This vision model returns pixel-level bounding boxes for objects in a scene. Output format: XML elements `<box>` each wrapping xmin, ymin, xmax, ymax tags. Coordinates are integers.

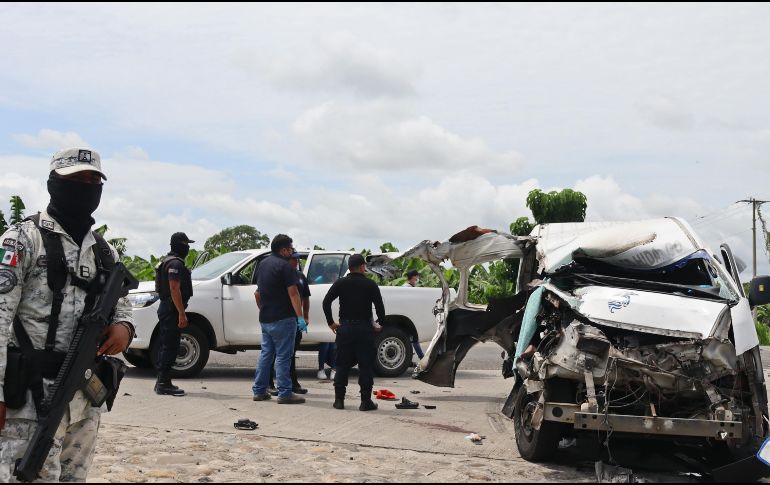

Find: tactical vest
<box><xmin>155</xmin><ymin>255</ymin><xmax>193</xmax><ymax>301</ymax></box>
<box><xmin>6</xmin><ymin>214</ymin><xmax>116</xmax><ymax>410</ymax></box>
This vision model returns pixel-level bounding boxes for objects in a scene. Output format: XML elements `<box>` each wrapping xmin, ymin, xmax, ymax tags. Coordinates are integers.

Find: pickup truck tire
<box><xmin>150</xmin><ymin>325</ymin><xmax>211</xmax><ymax>379</ymax></box>
<box><xmin>373</xmin><ymin>327</ymin><xmax>414</xmax><ymax>377</ymax></box>
<box><xmin>513</xmin><ymin>379</ymin><xmax>572</xmax><ymax>461</ymax></box>
<box><xmin>122</xmin><ymin>350</ymin><xmax>153</xmax><ymax>369</ymax></box>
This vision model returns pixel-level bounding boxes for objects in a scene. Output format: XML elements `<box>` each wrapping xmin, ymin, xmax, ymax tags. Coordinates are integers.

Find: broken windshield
<box><xmin>566</xmin><ymin>250</ymin><xmax>740</xmax><ymax>303</ymax></box>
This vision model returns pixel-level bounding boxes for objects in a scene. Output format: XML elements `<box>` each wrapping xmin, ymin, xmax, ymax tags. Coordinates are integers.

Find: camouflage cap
<box><xmin>50</xmin><ymin>147</ymin><xmax>106</xmax><ymax>180</ymax></box>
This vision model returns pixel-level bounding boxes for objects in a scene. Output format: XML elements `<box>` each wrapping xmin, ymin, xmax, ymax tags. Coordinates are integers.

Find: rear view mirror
<box><xmin>221</xmin><ymin>273</ymin><xmax>233</xmax><ymax>286</ymax></box>
<box><xmin>749</xmin><ymin>275</ymin><xmax>770</xmax><ymax>307</ymax></box>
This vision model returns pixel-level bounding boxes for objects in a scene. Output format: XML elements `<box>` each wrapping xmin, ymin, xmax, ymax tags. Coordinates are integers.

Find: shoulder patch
<box><xmin>37</xmin><ymin>255</ymin><xmax>47</xmax><ymax>267</ymax></box>
<box><xmin>0</xmin><ymin>269</ymin><xmax>18</xmax><ymax>294</ymax></box>
<box><xmin>2</xmin><ymin>238</ymin><xmax>16</xmax><ymax>249</ymax></box>
<box><xmin>41</xmin><ymin>220</ymin><xmax>55</xmax><ymax>231</ymax></box>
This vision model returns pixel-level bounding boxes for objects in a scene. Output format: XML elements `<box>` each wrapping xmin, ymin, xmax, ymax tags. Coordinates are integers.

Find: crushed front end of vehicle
<box><xmin>399</xmin><ymin>220</ymin><xmax>770</xmax><ymax>479</ymax></box>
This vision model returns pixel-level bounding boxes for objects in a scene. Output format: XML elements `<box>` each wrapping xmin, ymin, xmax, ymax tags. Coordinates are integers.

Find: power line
<box><xmin>691</xmin><ymin>204</ymin><xmax>748</xmax><ymax>227</ymax></box>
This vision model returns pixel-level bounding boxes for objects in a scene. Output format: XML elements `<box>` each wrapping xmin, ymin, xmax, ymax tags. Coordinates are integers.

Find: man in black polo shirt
<box><xmin>154</xmin><ymin>232</ymin><xmax>195</xmax><ymax>396</ymax></box>
<box><xmin>252</xmin><ymin>234</ymin><xmax>307</xmax><ymax>405</ymax></box>
<box><xmin>323</xmin><ymin>254</ymin><xmax>385</xmax><ymax>411</ymax></box>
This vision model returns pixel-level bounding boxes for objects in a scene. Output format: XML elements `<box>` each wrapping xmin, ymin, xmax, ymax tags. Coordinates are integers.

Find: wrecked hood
<box><xmin>536</xmin><ymin>218</ymin><xmax>706</xmax><ymax>274</ymax></box>
<box><xmin>571</xmin><ymin>286</ymin><xmax>726</xmax><ymax>340</ymax></box>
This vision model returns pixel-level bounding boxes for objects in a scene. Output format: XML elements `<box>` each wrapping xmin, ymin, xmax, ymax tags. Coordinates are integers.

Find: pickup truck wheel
<box><xmin>122</xmin><ymin>350</ymin><xmax>153</xmax><ymax>369</ymax></box>
<box><xmin>150</xmin><ymin>325</ymin><xmax>211</xmax><ymax>379</ymax></box>
<box><xmin>513</xmin><ymin>379</ymin><xmax>571</xmax><ymax>461</ymax></box>
<box><xmin>374</xmin><ymin>327</ymin><xmax>414</xmax><ymax>377</ymax></box>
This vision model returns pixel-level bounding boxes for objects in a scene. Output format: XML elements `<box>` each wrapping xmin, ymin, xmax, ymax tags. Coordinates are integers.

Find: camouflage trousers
<box><xmin>0</xmin><ymin>411</ymin><xmax>100</xmax><ymax>483</ymax></box>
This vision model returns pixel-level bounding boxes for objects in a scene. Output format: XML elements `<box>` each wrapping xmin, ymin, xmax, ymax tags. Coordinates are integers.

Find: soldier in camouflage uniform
<box><xmin>0</xmin><ymin>147</ymin><xmax>134</xmax><ymax>483</ymax></box>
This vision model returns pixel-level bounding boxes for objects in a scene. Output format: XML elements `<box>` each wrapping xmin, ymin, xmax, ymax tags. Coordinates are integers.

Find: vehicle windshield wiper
<box><xmin>571</xmin><ymin>273</ymin><xmax>734</xmax><ymax>303</ymax></box>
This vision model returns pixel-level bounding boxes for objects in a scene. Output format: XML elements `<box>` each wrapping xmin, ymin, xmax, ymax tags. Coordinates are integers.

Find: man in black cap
<box><xmin>153</xmin><ymin>232</ymin><xmax>195</xmax><ymax>396</ymax></box>
<box><xmin>323</xmin><ymin>254</ymin><xmax>385</xmax><ymax>411</ymax></box>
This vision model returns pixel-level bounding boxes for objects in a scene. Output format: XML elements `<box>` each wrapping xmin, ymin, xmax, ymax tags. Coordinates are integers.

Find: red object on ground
<box><xmin>373</xmin><ymin>389</ymin><xmax>397</xmax><ymax>400</ymax></box>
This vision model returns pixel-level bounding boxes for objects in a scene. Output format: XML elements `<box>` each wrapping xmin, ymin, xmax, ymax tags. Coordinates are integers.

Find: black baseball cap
<box><xmin>348</xmin><ymin>254</ymin><xmax>366</xmax><ymax>269</ymax></box>
<box><xmin>406</xmin><ymin>270</ymin><xmax>419</xmax><ymax>279</ymax></box>
<box><xmin>170</xmin><ymin>232</ymin><xmax>195</xmax><ymax>245</ymax></box>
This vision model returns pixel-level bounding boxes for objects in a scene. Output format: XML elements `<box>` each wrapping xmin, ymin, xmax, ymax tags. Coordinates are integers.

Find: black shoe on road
<box><xmin>333</xmin><ymin>399</ymin><xmax>345</xmax><ymax>410</ymax></box>
<box><xmin>293</xmin><ymin>386</ymin><xmax>308</xmax><ymax>395</ymax></box>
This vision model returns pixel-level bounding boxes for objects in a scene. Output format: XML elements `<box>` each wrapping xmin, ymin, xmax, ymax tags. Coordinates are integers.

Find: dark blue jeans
<box><xmin>156</xmin><ymin>300</ymin><xmax>183</xmax><ymax>373</ymax></box>
<box><xmin>253</xmin><ymin>318</ymin><xmax>297</xmax><ymax>398</ymax></box>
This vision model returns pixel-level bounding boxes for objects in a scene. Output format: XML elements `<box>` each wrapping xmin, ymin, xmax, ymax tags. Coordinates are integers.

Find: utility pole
<box><xmin>739</xmin><ymin>198</ymin><xmax>770</xmax><ymax>278</ymax></box>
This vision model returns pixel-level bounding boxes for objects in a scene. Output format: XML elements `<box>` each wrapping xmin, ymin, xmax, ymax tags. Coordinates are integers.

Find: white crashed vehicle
<box><xmin>388</xmin><ymin>220</ymin><xmax>770</xmax><ymax>473</ymax></box>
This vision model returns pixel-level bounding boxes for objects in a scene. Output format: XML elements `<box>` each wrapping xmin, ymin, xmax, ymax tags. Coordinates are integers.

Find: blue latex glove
<box><xmin>297</xmin><ymin>317</ymin><xmax>308</xmax><ymax>333</ymax></box>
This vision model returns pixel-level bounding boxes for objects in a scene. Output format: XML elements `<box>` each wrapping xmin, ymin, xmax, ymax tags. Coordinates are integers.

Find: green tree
<box><xmin>510</xmin><ymin>216</ymin><xmax>536</xmax><ymax>236</ymax></box>
<box><xmin>204</xmin><ymin>225</ymin><xmax>269</xmax><ymax>253</ymax></box>
<box><xmin>380</xmin><ymin>242</ymin><xmax>399</xmax><ymax>253</ymax></box>
<box><xmin>526</xmin><ymin>188</ymin><xmax>587</xmax><ymax>224</ymax></box>
<box><xmin>9</xmin><ymin>196</ymin><xmax>25</xmax><ymax>225</ymax></box>
<box><xmin>94</xmin><ymin>224</ymin><xmax>128</xmax><ymax>257</ymax></box>
<box><xmin>0</xmin><ymin>196</ymin><xmax>26</xmax><ymax>234</ymax></box>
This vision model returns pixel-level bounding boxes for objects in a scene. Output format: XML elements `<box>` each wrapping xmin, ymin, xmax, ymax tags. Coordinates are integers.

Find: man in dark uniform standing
<box><xmin>323</xmin><ymin>254</ymin><xmax>385</xmax><ymax>412</ymax></box>
<box><xmin>154</xmin><ymin>232</ymin><xmax>195</xmax><ymax>396</ymax></box>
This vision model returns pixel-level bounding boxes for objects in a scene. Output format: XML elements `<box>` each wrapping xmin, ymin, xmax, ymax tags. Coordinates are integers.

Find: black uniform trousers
<box><xmin>156</xmin><ymin>299</ymin><xmax>183</xmax><ymax>373</ymax></box>
<box><xmin>334</xmin><ymin>319</ymin><xmax>376</xmax><ymax>399</ymax></box>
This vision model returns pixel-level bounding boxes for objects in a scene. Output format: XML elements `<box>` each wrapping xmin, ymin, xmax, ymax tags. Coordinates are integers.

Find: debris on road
<box><xmin>465</xmin><ymin>433</ymin><xmax>485</xmax><ymax>445</ymax></box>
<box><xmin>423</xmin><ymin>405</ymin><xmax>436</xmax><ymax>410</ymax></box>
<box><xmin>233</xmin><ymin>419</ymin><xmax>258</xmax><ymax>431</ymax></box>
<box><xmin>374</xmin><ymin>389</ymin><xmax>397</xmax><ymax>401</ymax></box>
<box><xmin>395</xmin><ymin>398</ymin><xmax>420</xmax><ymax>409</ymax></box>
<box><xmin>595</xmin><ymin>462</ymin><xmax>636</xmax><ymax>483</ymax></box>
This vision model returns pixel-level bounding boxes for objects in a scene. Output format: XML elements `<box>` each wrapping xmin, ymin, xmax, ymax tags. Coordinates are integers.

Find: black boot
<box><xmin>360</xmin><ymin>387</ymin><xmax>377</xmax><ymax>412</ymax></box>
<box><xmin>333</xmin><ymin>386</ymin><xmax>345</xmax><ymax>410</ymax></box>
<box><xmin>293</xmin><ymin>382</ymin><xmax>308</xmax><ymax>395</ymax></box>
<box><xmin>155</xmin><ymin>373</ymin><xmax>185</xmax><ymax>396</ymax></box>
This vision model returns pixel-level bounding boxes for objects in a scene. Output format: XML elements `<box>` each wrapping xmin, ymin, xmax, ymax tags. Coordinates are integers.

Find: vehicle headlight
<box><xmin>128</xmin><ymin>292</ymin><xmax>160</xmax><ymax>308</ymax></box>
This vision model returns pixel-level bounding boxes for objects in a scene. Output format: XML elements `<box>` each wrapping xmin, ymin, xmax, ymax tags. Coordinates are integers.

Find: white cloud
<box><xmin>12</xmin><ymin>129</ymin><xmax>90</xmax><ymax>151</ymax></box>
<box><xmin>112</xmin><ymin>146</ymin><xmax>150</xmax><ymax>160</ymax></box>
<box><xmin>637</xmin><ymin>94</ymin><xmax>695</xmax><ymax>132</ymax></box>
<box><xmin>268</xmin><ymin>32</ymin><xmax>417</xmax><ymax>98</ymax></box>
<box><xmin>293</xmin><ymin>101</ymin><xmax>523</xmax><ymax>175</ymax></box>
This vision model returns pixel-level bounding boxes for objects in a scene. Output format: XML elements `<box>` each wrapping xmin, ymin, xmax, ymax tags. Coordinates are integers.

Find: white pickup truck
<box><xmin>123</xmin><ymin>250</ymin><xmax>443</xmax><ymax>378</ymax></box>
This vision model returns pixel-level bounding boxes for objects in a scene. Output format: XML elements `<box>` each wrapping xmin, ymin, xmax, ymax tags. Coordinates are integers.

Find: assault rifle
<box><xmin>14</xmin><ymin>263</ymin><xmax>138</xmax><ymax>482</ymax></box>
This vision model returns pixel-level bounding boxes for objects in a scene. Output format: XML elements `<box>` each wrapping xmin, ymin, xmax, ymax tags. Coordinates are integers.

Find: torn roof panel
<box><xmin>373</xmin><ymin>230</ymin><xmax>532</xmax><ymax>269</ymax></box>
<box><xmin>534</xmin><ymin>218</ymin><xmax>708</xmax><ymax>273</ymax></box>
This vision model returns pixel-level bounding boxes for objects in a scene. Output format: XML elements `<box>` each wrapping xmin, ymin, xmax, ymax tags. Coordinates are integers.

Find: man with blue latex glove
<box><xmin>251</xmin><ymin>235</ymin><xmax>306</xmax><ymax>405</ymax></box>
<box><xmin>269</xmin><ymin>252</ymin><xmax>311</xmax><ymax>396</ymax></box>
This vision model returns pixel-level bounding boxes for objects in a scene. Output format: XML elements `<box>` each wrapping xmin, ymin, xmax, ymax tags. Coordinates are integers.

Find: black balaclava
<box><xmin>171</xmin><ymin>243</ymin><xmax>190</xmax><ymax>259</ymax></box>
<box><xmin>47</xmin><ymin>175</ymin><xmax>103</xmax><ymax>246</ymax></box>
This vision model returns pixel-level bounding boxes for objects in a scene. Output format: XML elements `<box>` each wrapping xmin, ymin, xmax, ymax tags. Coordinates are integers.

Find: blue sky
<box><xmin>0</xmin><ymin>3</ymin><xmax>768</xmax><ymax>276</ymax></box>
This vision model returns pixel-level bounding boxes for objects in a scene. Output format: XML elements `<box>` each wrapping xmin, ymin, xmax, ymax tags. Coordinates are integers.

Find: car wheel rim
<box><xmin>174</xmin><ymin>334</ymin><xmax>200</xmax><ymax>372</ymax></box>
<box><xmin>378</xmin><ymin>337</ymin><xmax>406</xmax><ymax>370</ymax></box>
